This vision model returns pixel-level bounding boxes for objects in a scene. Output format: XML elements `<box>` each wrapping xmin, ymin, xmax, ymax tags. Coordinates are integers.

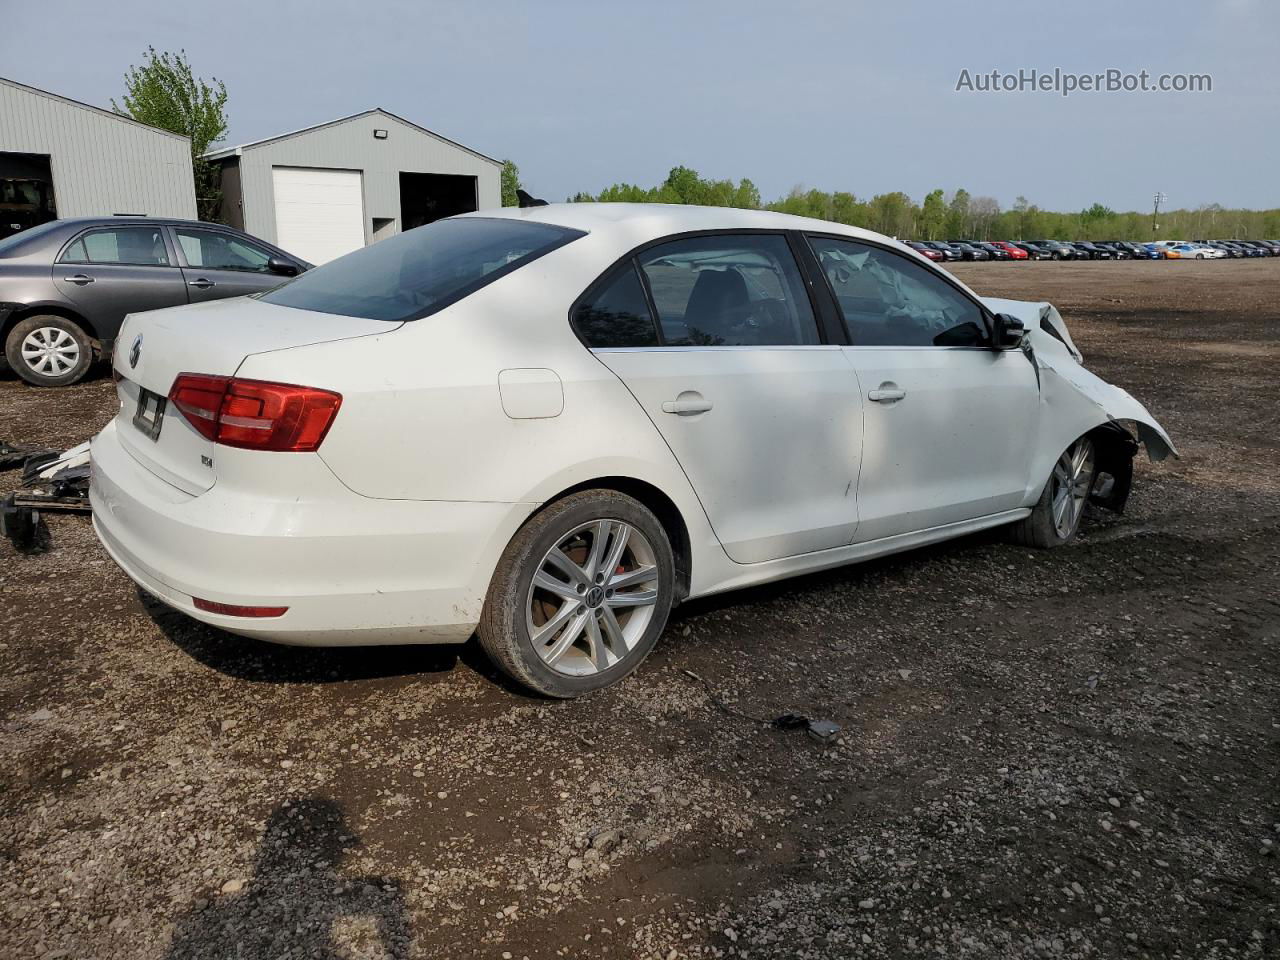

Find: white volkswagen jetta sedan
<box><xmin>91</xmin><ymin>204</ymin><xmax>1175</xmax><ymax>697</ymax></box>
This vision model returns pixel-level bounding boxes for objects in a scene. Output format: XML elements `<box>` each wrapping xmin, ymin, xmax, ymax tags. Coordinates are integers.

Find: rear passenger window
<box><xmin>637</xmin><ymin>234</ymin><xmax>820</xmax><ymax>347</ymax></box>
<box><xmin>807</xmin><ymin>236</ymin><xmax>988</xmax><ymax>348</ymax></box>
<box><xmin>573</xmin><ymin>263</ymin><xmax>660</xmax><ymax>348</ymax></box>
<box><xmin>60</xmin><ymin>227</ymin><xmax>171</xmax><ymax>266</ymax></box>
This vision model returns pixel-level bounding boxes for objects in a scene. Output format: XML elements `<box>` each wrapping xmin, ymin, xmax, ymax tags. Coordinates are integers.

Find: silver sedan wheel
<box><xmin>21</xmin><ymin>326</ymin><xmax>80</xmax><ymax>376</ymax></box>
<box><xmin>1051</xmin><ymin>437</ymin><xmax>1095</xmax><ymax>539</ymax></box>
<box><xmin>526</xmin><ymin>519</ymin><xmax>660</xmax><ymax>677</ymax></box>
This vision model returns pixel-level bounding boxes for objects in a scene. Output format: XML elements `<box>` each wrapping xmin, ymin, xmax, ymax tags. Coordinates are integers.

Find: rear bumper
<box><xmin>90</xmin><ymin>419</ymin><xmax>534</xmax><ymax>646</ymax></box>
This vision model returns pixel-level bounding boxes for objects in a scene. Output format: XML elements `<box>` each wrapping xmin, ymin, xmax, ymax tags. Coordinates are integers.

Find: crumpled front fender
<box><xmin>982</xmin><ymin>297</ymin><xmax>1178</xmax><ymax>464</ymax></box>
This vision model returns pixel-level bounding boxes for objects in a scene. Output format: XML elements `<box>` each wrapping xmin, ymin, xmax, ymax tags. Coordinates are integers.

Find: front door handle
<box><xmin>65</xmin><ymin>274</ymin><xmax>95</xmax><ymax>285</ymax></box>
<box><xmin>187</xmin><ymin>278</ymin><xmax>215</xmax><ymax>289</ymax></box>
<box><xmin>661</xmin><ymin>392</ymin><xmax>713</xmax><ymax>416</ymax></box>
<box><xmin>868</xmin><ymin>385</ymin><xmax>906</xmax><ymax>403</ymax></box>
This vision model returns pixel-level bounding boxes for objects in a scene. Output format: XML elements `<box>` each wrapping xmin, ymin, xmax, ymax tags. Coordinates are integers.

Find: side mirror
<box><xmin>991</xmin><ymin>312</ymin><xmax>1027</xmax><ymax>351</ymax></box>
<box><xmin>267</xmin><ymin>256</ymin><xmax>299</xmax><ymax>277</ymax></box>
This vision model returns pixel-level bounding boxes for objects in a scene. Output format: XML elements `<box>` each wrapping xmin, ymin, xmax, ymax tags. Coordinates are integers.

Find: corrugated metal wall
<box><xmin>0</xmin><ymin>79</ymin><xmax>197</xmax><ymax>219</ymax></box>
<box><xmin>235</xmin><ymin>111</ymin><xmax>501</xmax><ymax>245</ymax></box>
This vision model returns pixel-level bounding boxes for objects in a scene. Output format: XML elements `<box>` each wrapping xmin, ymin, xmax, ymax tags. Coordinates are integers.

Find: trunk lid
<box><xmin>112</xmin><ymin>297</ymin><xmax>396</xmax><ymax>494</ymax></box>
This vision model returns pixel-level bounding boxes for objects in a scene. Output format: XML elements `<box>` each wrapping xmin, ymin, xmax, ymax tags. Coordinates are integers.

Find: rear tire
<box><xmin>1009</xmin><ymin>436</ymin><xmax>1097</xmax><ymax>549</ymax></box>
<box><xmin>4</xmin><ymin>315</ymin><xmax>93</xmax><ymax>387</ymax></box>
<box><xmin>478</xmin><ymin>490</ymin><xmax>675</xmax><ymax>698</ymax></box>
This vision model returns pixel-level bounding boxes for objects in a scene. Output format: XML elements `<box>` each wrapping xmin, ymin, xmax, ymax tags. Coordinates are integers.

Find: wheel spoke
<box><xmin>544</xmin><ymin>547</ymin><xmax>588</xmax><ymax>589</ymax></box>
<box><xmin>1052</xmin><ymin>490</ymin><xmax>1071</xmax><ymax>532</ymax></box>
<box><xmin>599</xmin><ymin>604</ymin><xmax>628</xmax><ymax>656</ymax></box>
<box><xmin>530</xmin><ymin>599</ymin><xmax>578</xmax><ymax>645</ymax></box>
<box><xmin>583</xmin><ymin>520</ymin><xmax>612</xmax><ymax>580</ymax></box>
<box><xmin>543</xmin><ymin>610</ymin><xmax>589</xmax><ymax>664</ymax></box>
<box><xmin>583</xmin><ymin>614</ymin><xmax>611</xmax><ymax>671</ymax></box>
<box><xmin>606</xmin><ymin>588</ymin><xmax>657</xmax><ymax>609</ymax></box>
<box><xmin>600</xmin><ymin>524</ymin><xmax>631</xmax><ymax>579</ymax></box>
<box><xmin>533</xmin><ymin>569</ymin><xmax>581</xmax><ymax>602</ymax></box>
<box><xmin>1071</xmin><ymin>441</ymin><xmax>1090</xmax><ymax>477</ymax></box>
<box><xmin>608</xmin><ymin>564</ymin><xmax>656</xmax><ymax>591</ymax></box>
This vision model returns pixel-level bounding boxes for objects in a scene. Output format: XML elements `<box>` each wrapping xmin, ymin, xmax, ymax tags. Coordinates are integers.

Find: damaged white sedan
<box><xmin>90</xmin><ymin>204</ymin><xmax>1175</xmax><ymax>697</ymax></box>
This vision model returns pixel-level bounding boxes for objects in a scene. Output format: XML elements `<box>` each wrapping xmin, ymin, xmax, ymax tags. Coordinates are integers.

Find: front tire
<box><xmin>5</xmin><ymin>315</ymin><xmax>93</xmax><ymax>387</ymax></box>
<box><xmin>478</xmin><ymin>490</ymin><xmax>675</xmax><ymax>698</ymax></box>
<box><xmin>1009</xmin><ymin>436</ymin><xmax>1097</xmax><ymax>549</ymax></box>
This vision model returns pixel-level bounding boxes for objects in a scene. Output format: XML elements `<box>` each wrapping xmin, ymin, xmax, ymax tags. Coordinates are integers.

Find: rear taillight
<box><xmin>168</xmin><ymin>374</ymin><xmax>342</xmax><ymax>452</ymax></box>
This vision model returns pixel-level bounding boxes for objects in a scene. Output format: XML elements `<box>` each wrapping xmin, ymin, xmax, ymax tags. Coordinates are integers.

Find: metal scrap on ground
<box><xmin>0</xmin><ymin>441</ymin><xmax>92</xmax><ymax>551</ymax></box>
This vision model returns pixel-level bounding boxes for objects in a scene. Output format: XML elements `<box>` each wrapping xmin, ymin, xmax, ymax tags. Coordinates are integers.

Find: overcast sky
<box><xmin>3</xmin><ymin>0</ymin><xmax>1275</xmax><ymax>211</ymax></box>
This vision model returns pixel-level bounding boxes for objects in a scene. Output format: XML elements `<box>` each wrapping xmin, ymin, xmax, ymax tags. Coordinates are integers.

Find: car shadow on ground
<box><xmin>140</xmin><ymin>588</ymin><xmax>475</xmax><ymax>682</ymax></box>
<box><xmin>164</xmin><ymin>794</ymin><xmax>413</xmax><ymax>959</ymax></box>
<box><xmin>143</xmin><ymin>526</ymin><xmax>1022</xmax><ymax>693</ymax></box>
<box><xmin>669</xmin><ymin>524</ymin><xmax>1017</xmax><ymax>623</ymax></box>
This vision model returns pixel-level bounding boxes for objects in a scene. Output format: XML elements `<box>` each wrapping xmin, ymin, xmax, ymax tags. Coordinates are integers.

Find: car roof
<box><xmin>47</xmin><ymin>216</ymin><xmax>239</xmax><ymax>229</ymax></box>
<box><xmin>459</xmin><ymin>202</ymin><xmax>901</xmax><ymax>247</ymax></box>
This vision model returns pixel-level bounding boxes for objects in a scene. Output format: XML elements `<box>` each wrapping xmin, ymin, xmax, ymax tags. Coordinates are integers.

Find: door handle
<box><xmin>65</xmin><ymin>274</ymin><xmax>95</xmax><ymax>285</ymax></box>
<box><xmin>187</xmin><ymin>278</ymin><xmax>215</xmax><ymax>289</ymax></box>
<box><xmin>868</xmin><ymin>386</ymin><xmax>906</xmax><ymax>403</ymax></box>
<box><xmin>661</xmin><ymin>393</ymin><xmax>713</xmax><ymax>416</ymax></box>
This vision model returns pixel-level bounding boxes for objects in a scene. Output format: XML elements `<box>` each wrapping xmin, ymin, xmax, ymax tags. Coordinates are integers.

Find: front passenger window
<box><xmin>807</xmin><ymin>236</ymin><xmax>988</xmax><ymax>348</ymax></box>
<box><xmin>175</xmin><ymin>228</ymin><xmax>273</xmax><ymax>273</ymax></box>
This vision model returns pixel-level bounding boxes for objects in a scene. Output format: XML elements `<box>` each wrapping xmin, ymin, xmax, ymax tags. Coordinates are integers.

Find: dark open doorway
<box><xmin>399</xmin><ymin>172</ymin><xmax>477</xmax><ymax>231</ymax></box>
<box><xmin>1</xmin><ymin>152</ymin><xmax>57</xmax><ymax>240</ymax></box>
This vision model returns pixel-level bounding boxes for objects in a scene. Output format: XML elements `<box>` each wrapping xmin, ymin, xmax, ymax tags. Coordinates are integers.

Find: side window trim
<box><xmin>803</xmin><ymin>232</ymin><xmax>995</xmax><ymax>348</ymax></box>
<box><xmin>630</xmin><ymin>257</ymin><xmax>666</xmax><ymax>347</ymax></box>
<box><xmin>787</xmin><ymin>230</ymin><xmax>848</xmax><ymax>345</ymax></box>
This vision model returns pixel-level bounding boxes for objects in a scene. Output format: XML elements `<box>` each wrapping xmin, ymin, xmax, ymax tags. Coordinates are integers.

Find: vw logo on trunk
<box><xmin>129</xmin><ymin>334</ymin><xmax>143</xmax><ymax>368</ymax></box>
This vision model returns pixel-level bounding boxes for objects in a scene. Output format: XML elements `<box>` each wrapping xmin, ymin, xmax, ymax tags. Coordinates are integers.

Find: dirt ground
<box><xmin>2</xmin><ymin>260</ymin><xmax>1277</xmax><ymax>960</ymax></box>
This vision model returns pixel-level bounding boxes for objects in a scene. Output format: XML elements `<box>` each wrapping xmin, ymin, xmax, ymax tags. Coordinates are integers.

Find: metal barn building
<box><xmin>205</xmin><ymin>108</ymin><xmax>503</xmax><ymax>264</ymax></box>
<box><xmin>0</xmin><ymin>77</ymin><xmax>196</xmax><ymax>236</ymax></box>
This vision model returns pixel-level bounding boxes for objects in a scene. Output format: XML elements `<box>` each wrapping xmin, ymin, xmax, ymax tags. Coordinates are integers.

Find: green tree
<box><xmin>945</xmin><ymin>188</ymin><xmax>971</xmax><ymax>238</ymax></box>
<box><xmin>867</xmin><ymin>192</ymin><xmax>916</xmax><ymax>238</ymax></box>
<box><xmin>920</xmin><ymin>189</ymin><xmax>946</xmax><ymax>240</ymax></box>
<box><xmin>113</xmin><ymin>48</ymin><xmax>229</xmax><ymax>220</ymax></box>
<box><xmin>500</xmin><ymin>160</ymin><xmax>522</xmax><ymax>206</ymax></box>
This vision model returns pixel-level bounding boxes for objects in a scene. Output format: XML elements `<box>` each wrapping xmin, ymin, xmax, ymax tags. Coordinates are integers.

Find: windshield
<box><xmin>260</xmin><ymin>217</ymin><xmax>584</xmax><ymax>321</ymax></box>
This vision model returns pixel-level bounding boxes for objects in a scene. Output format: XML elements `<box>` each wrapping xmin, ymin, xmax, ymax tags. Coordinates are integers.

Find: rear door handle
<box><xmin>187</xmin><ymin>278</ymin><xmax>215</xmax><ymax>289</ymax></box>
<box><xmin>868</xmin><ymin>387</ymin><xmax>906</xmax><ymax>403</ymax></box>
<box><xmin>65</xmin><ymin>274</ymin><xmax>95</xmax><ymax>285</ymax></box>
<box><xmin>661</xmin><ymin>393</ymin><xmax>713</xmax><ymax>416</ymax></box>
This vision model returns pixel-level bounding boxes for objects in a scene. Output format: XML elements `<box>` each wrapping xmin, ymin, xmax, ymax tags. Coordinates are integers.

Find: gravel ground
<box><xmin>1</xmin><ymin>259</ymin><xmax>1277</xmax><ymax>959</ymax></box>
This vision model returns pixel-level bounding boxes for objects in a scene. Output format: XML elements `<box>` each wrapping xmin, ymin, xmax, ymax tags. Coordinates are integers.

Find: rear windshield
<box><xmin>0</xmin><ymin>220</ymin><xmax>64</xmax><ymax>257</ymax></box>
<box><xmin>259</xmin><ymin>217</ymin><xmax>584</xmax><ymax>321</ymax></box>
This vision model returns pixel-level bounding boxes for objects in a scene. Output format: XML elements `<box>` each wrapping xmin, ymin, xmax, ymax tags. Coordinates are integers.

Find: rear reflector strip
<box><xmin>193</xmin><ymin>597</ymin><xmax>289</xmax><ymax>618</ymax></box>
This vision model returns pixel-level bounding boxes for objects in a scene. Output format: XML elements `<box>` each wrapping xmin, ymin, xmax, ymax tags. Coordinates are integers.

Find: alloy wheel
<box><xmin>1050</xmin><ymin>438</ymin><xmax>1095</xmax><ymax>539</ymax></box>
<box><xmin>20</xmin><ymin>326</ymin><xmax>80</xmax><ymax>376</ymax></box>
<box><xmin>526</xmin><ymin>519</ymin><xmax>660</xmax><ymax>677</ymax></box>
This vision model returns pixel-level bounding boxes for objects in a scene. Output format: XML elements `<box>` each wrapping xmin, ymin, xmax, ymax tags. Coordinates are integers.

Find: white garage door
<box><xmin>271</xmin><ymin>167</ymin><xmax>365</xmax><ymax>265</ymax></box>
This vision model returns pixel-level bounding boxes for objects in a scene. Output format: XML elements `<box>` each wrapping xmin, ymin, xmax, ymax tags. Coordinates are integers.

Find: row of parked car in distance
<box><xmin>906</xmin><ymin>238</ymin><xmax>1280</xmax><ymax>262</ymax></box>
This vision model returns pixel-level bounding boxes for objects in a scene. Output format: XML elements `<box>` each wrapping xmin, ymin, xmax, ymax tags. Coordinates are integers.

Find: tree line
<box><xmin>570</xmin><ymin>167</ymin><xmax>1280</xmax><ymax>241</ymax></box>
<box><xmin>105</xmin><ymin>48</ymin><xmax>1278</xmax><ymax>242</ymax></box>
